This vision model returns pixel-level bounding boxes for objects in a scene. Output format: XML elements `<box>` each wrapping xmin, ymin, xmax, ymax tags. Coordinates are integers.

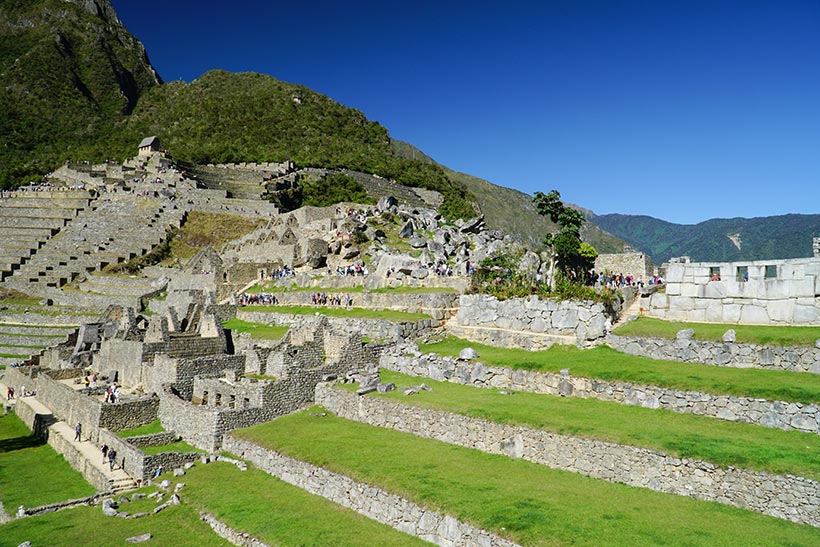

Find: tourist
<box><xmin>74</xmin><ymin>422</ymin><xmax>82</xmax><ymax>442</ymax></box>
<box><xmin>101</xmin><ymin>444</ymin><xmax>109</xmax><ymax>464</ymax></box>
<box><xmin>108</xmin><ymin>448</ymin><xmax>117</xmax><ymax>470</ymax></box>
<box><xmin>6</xmin><ymin>386</ymin><xmax>13</xmax><ymax>400</ymax></box>
<box><xmin>152</xmin><ymin>465</ymin><xmax>163</xmax><ymax>479</ymax></box>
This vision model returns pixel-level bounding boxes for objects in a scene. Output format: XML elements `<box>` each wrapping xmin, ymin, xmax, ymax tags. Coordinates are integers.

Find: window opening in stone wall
<box><xmin>215</xmin><ymin>393</ymin><xmax>222</xmax><ymax>406</ymax></box>
<box><xmin>709</xmin><ymin>267</ymin><xmax>721</xmax><ymax>281</ymax></box>
<box><xmin>202</xmin><ymin>391</ymin><xmax>208</xmax><ymax>405</ymax></box>
<box><xmin>765</xmin><ymin>265</ymin><xmax>777</xmax><ymax>279</ymax></box>
<box><xmin>243</xmin><ymin>397</ymin><xmax>250</xmax><ymax>408</ymax></box>
<box><xmin>229</xmin><ymin>395</ymin><xmax>235</xmax><ymax>409</ymax></box>
<box><xmin>736</xmin><ymin>266</ymin><xmax>748</xmax><ymax>282</ymax></box>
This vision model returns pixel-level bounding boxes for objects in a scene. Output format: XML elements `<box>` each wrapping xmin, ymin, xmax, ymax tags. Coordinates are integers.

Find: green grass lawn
<box><xmin>182</xmin><ymin>461</ymin><xmax>434</xmax><ymax>547</ymax></box>
<box><xmin>116</xmin><ymin>419</ymin><xmax>164</xmax><ymax>438</ymax></box>
<box><xmin>241</xmin><ymin>304</ymin><xmax>431</xmax><ymax>321</ymax></box>
<box><xmin>221</xmin><ymin>318</ymin><xmax>288</xmax><ymax>340</ymax></box>
<box><xmin>419</xmin><ymin>336</ymin><xmax>820</xmax><ymax>404</ymax></box>
<box><xmin>0</xmin><ymin>490</ymin><xmax>232</xmax><ymax>547</ymax></box>
<box><xmin>615</xmin><ymin>316</ymin><xmax>820</xmax><ymax>346</ymax></box>
<box><xmin>234</xmin><ymin>409</ymin><xmax>820</xmax><ymax>547</ymax></box>
<box><xmin>347</xmin><ymin>370</ymin><xmax>820</xmax><ymax>481</ymax></box>
<box><xmin>0</xmin><ymin>413</ymin><xmax>95</xmax><ymax>509</ymax></box>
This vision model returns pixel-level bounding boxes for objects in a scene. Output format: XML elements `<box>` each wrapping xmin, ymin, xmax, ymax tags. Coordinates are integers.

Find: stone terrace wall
<box><xmin>608</xmin><ymin>334</ymin><xmax>820</xmax><ymax>374</ymax></box>
<box><xmin>452</xmin><ymin>294</ymin><xmax>625</xmax><ymax>349</ymax></box>
<box><xmin>224</xmin><ymin>435</ymin><xmax>521</xmax><ymax>547</ymax></box>
<box><xmin>380</xmin><ymin>347</ymin><xmax>820</xmax><ymax>434</ymax></box>
<box><xmin>97</xmin><ymin>428</ymin><xmax>200</xmax><ymax>482</ymax></box>
<box><xmin>316</xmin><ymin>383</ymin><xmax>820</xmax><ymax>527</ymax></box>
<box><xmin>98</xmin><ymin>396</ymin><xmax>159</xmax><ymax>432</ymax></box>
<box><xmin>595</xmin><ymin>252</ymin><xmax>654</xmax><ymax>280</ymax></box>
<box><xmin>237</xmin><ymin>310</ymin><xmax>435</xmax><ymax>342</ymax></box>
<box><xmin>259</xmin><ymin>290</ymin><xmax>460</xmax><ymax>321</ymax></box>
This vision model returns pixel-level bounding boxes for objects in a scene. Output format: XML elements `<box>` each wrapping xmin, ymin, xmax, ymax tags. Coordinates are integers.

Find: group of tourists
<box><xmin>310</xmin><ymin>292</ymin><xmax>353</xmax><ymax>307</ymax></box>
<box><xmin>101</xmin><ymin>444</ymin><xmax>118</xmax><ymax>470</ymax></box>
<box><xmin>332</xmin><ymin>264</ymin><xmax>368</xmax><ymax>277</ymax></box>
<box><xmin>104</xmin><ymin>383</ymin><xmax>121</xmax><ymax>404</ymax></box>
<box><xmin>239</xmin><ymin>292</ymin><xmax>277</xmax><ymax>306</ymax></box>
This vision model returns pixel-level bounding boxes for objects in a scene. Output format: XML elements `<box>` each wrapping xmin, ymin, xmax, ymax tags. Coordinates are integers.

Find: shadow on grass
<box><xmin>0</xmin><ymin>433</ymin><xmax>44</xmax><ymax>453</ymax></box>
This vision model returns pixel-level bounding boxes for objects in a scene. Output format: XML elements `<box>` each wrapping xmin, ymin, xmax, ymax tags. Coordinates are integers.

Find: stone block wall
<box><xmin>98</xmin><ymin>396</ymin><xmax>158</xmax><ymax>432</ymax></box>
<box><xmin>97</xmin><ymin>428</ymin><xmax>201</xmax><ymax>482</ymax></box>
<box><xmin>316</xmin><ymin>383</ymin><xmax>820</xmax><ymax>527</ymax></box>
<box><xmin>452</xmin><ymin>295</ymin><xmax>617</xmax><ymax>348</ymax></box>
<box><xmin>236</xmin><ymin>310</ymin><xmax>435</xmax><ymax>342</ymax></box>
<box><xmin>223</xmin><ymin>435</ymin><xmax>520</xmax><ymax>547</ymax></box>
<box><xmin>380</xmin><ymin>347</ymin><xmax>820</xmax><ymax>434</ymax></box>
<box><xmin>595</xmin><ymin>252</ymin><xmax>654</xmax><ymax>280</ymax></box>
<box><xmin>260</xmin><ymin>291</ymin><xmax>460</xmax><ymax>321</ymax></box>
<box><xmin>608</xmin><ymin>334</ymin><xmax>820</xmax><ymax>374</ymax></box>
<box><xmin>650</xmin><ymin>257</ymin><xmax>820</xmax><ymax>325</ymax></box>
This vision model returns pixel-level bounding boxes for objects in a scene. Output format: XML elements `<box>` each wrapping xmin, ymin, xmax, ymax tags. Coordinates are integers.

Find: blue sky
<box><xmin>111</xmin><ymin>1</ymin><xmax>820</xmax><ymax>224</ymax></box>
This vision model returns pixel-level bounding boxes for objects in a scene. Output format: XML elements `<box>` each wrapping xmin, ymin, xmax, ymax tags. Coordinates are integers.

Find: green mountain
<box><xmin>590</xmin><ymin>213</ymin><xmax>820</xmax><ymax>263</ymax></box>
<box><xmin>0</xmin><ymin>0</ymin><xmax>630</xmax><ymax>250</ymax></box>
<box><xmin>0</xmin><ymin>0</ymin><xmax>160</xmax><ymax>184</ymax></box>
<box><xmin>391</xmin><ymin>141</ymin><xmax>626</xmax><ymax>253</ymax></box>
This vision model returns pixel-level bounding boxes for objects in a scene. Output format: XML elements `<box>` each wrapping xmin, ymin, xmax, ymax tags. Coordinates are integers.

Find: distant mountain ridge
<box><xmin>589</xmin><ymin>213</ymin><xmax>820</xmax><ymax>263</ymax></box>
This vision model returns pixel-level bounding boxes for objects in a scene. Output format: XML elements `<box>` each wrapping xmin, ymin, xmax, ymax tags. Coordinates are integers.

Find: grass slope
<box><xmin>0</xmin><ymin>495</ymin><xmax>232</xmax><ymax>547</ymax></box>
<box><xmin>350</xmin><ymin>369</ymin><xmax>820</xmax><ymax>481</ymax></box>
<box><xmin>615</xmin><ymin>316</ymin><xmax>820</xmax><ymax>346</ymax></box>
<box><xmin>419</xmin><ymin>336</ymin><xmax>820</xmax><ymax>404</ymax></box>
<box><xmin>234</xmin><ymin>409</ymin><xmax>820</xmax><ymax>547</ymax></box>
<box><xmin>183</xmin><ymin>461</ymin><xmax>434</xmax><ymax>547</ymax></box>
<box><xmin>0</xmin><ymin>413</ymin><xmax>95</xmax><ymax>509</ymax></box>
<box><xmin>221</xmin><ymin>319</ymin><xmax>288</xmax><ymax>340</ymax></box>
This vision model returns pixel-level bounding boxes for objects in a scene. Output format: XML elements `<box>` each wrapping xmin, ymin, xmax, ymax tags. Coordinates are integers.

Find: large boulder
<box><xmin>399</xmin><ymin>220</ymin><xmax>414</xmax><ymax>239</ymax></box>
<box><xmin>297</xmin><ymin>238</ymin><xmax>328</xmax><ymax>269</ymax></box>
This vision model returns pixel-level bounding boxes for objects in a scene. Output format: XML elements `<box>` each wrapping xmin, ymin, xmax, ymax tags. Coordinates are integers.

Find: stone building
<box><xmin>594</xmin><ymin>251</ymin><xmax>654</xmax><ymax>281</ymax></box>
<box><xmin>648</xmin><ymin>239</ymin><xmax>820</xmax><ymax>324</ymax></box>
<box><xmin>137</xmin><ymin>136</ymin><xmax>161</xmax><ymax>156</ymax></box>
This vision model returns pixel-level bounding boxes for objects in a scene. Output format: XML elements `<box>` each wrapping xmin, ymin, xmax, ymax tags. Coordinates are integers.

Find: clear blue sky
<box><xmin>111</xmin><ymin>0</ymin><xmax>820</xmax><ymax>225</ymax></box>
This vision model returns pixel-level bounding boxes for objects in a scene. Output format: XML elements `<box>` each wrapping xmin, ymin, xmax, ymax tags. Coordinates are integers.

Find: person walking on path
<box><xmin>108</xmin><ymin>448</ymin><xmax>117</xmax><ymax>471</ymax></box>
<box><xmin>101</xmin><ymin>444</ymin><xmax>109</xmax><ymax>465</ymax></box>
<box><xmin>74</xmin><ymin>422</ymin><xmax>82</xmax><ymax>442</ymax></box>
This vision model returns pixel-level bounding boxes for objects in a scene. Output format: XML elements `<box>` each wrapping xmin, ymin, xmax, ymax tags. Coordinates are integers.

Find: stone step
<box><xmin>0</xmin><ymin>323</ymin><xmax>76</xmax><ymax>336</ymax></box>
<box><xmin>0</xmin><ymin>217</ymin><xmax>67</xmax><ymax>229</ymax></box>
<box><xmin>0</xmin><ymin>227</ymin><xmax>57</xmax><ymax>239</ymax></box>
<box><xmin>0</xmin><ymin>197</ymin><xmax>91</xmax><ymax>209</ymax></box>
<box><xmin>0</xmin><ymin>206</ymin><xmax>79</xmax><ymax>219</ymax></box>
<box><xmin>0</xmin><ymin>332</ymin><xmax>60</xmax><ymax>346</ymax></box>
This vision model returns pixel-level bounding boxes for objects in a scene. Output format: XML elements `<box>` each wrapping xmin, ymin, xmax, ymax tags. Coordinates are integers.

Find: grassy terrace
<box><xmin>419</xmin><ymin>336</ymin><xmax>820</xmax><ymax>405</ymax></box>
<box><xmin>345</xmin><ymin>370</ymin><xmax>820</xmax><ymax>481</ymax></box>
<box><xmin>116</xmin><ymin>419</ymin><xmax>164</xmax><ymax>438</ymax></box>
<box><xmin>241</xmin><ymin>304</ymin><xmax>431</xmax><ymax>322</ymax></box>
<box><xmin>0</xmin><ymin>413</ymin><xmax>95</xmax><ymax>509</ymax></box>
<box><xmin>221</xmin><ymin>318</ymin><xmax>288</xmax><ymax>340</ymax></box>
<box><xmin>615</xmin><ymin>316</ymin><xmax>820</xmax><ymax>346</ymax></box>
<box><xmin>141</xmin><ymin>440</ymin><xmax>203</xmax><ymax>455</ymax></box>
<box><xmin>234</xmin><ymin>409</ymin><xmax>820</xmax><ymax>547</ymax></box>
<box><xmin>0</xmin><ymin>488</ymin><xmax>232</xmax><ymax>547</ymax></box>
<box><xmin>182</xmin><ymin>461</ymin><xmax>433</xmax><ymax>547</ymax></box>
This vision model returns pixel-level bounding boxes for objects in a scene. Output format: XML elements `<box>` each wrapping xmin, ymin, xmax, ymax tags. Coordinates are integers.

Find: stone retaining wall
<box><xmin>223</xmin><ymin>435</ymin><xmax>521</xmax><ymax>547</ymax></box>
<box><xmin>200</xmin><ymin>512</ymin><xmax>272</xmax><ymax>547</ymax></box>
<box><xmin>380</xmin><ymin>348</ymin><xmax>820</xmax><ymax>434</ymax></box>
<box><xmin>259</xmin><ymin>290</ymin><xmax>460</xmax><ymax>321</ymax></box>
<box><xmin>316</xmin><ymin>383</ymin><xmax>820</xmax><ymax>527</ymax></box>
<box><xmin>453</xmin><ymin>293</ymin><xmax>632</xmax><ymax>348</ymax></box>
<box><xmin>237</xmin><ymin>310</ymin><xmax>435</xmax><ymax>342</ymax></box>
<box><xmin>608</xmin><ymin>334</ymin><xmax>820</xmax><ymax>374</ymax></box>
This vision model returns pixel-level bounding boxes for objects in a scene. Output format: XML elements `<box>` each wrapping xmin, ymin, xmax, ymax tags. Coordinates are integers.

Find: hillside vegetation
<box><xmin>591</xmin><ymin>212</ymin><xmax>820</xmax><ymax>263</ymax></box>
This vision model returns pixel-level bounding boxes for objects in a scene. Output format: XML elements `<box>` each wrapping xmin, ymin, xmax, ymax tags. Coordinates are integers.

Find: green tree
<box><xmin>533</xmin><ymin>190</ymin><xmax>588</xmax><ymax>288</ymax></box>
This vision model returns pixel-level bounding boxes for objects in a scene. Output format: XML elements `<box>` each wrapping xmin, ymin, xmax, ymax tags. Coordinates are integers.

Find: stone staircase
<box><xmin>0</xmin><ymin>381</ymin><xmax>138</xmax><ymax>494</ymax></box>
<box><xmin>4</xmin><ymin>196</ymin><xmax>185</xmax><ymax>294</ymax></box>
<box><xmin>0</xmin><ymin>190</ymin><xmax>93</xmax><ymax>281</ymax></box>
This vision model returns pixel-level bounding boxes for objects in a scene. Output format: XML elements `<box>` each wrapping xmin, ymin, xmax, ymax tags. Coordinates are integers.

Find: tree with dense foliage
<box><xmin>533</xmin><ymin>190</ymin><xmax>596</xmax><ymax>287</ymax></box>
